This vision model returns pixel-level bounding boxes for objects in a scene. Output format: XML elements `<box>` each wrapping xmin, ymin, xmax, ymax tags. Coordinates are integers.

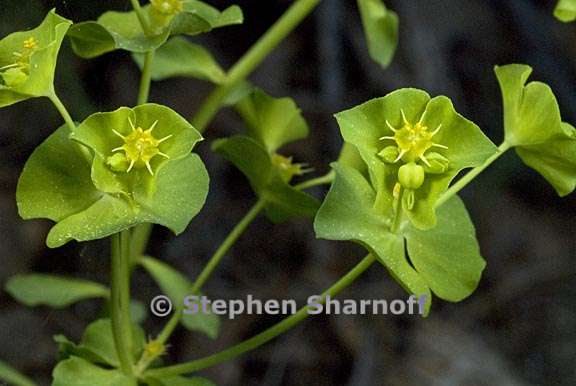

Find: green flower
<box><xmin>313</xmin><ymin>90</ymin><xmax>496</xmax><ymax>313</ymax></box>
<box><xmin>495</xmin><ymin>64</ymin><xmax>576</xmax><ymax>196</ymax></box>
<box><xmin>213</xmin><ymin>89</ymin><xmax>319</xmax><ymax>223</ymax></box>
<box><xmin>335</xmin><ymin>88</ymin><xmax>497</xmax><ymax>230</ymax></box>
<box><xmin>17</xmin><ymin>104</ymin><xmax>209</xmax><ymax>248</ymax></box>
<box><xmin>68</xmin><ymin>0</ymin><xmax>243</xmax><ymax>59</ymax></box>
<box><xmin>0</xmin><ymin>10</ymin><xmax>71</xmax><ymax>107</ymax></box>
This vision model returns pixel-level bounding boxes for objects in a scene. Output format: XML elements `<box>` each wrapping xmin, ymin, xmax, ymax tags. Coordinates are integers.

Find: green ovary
<box><xmin>108</xmin><ymin>119</ymin><xmax>172</xmax><ymax>175</ymax></box>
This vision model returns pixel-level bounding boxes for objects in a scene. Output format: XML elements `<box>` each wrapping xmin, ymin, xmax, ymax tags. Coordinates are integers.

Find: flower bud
<box><xmin>378</xmin><ymin>146</ymin><xmax>399</xmax><ymax>164</ymax></box>
<box><xmin>398</xmin><ymin>162</ymin><xmax>425</xmax><ymax>190</ymax></box>
<box><xmin>423</xmin><ymin>152</ymin><xmax>449</xmax><ymax>174</ymax></box>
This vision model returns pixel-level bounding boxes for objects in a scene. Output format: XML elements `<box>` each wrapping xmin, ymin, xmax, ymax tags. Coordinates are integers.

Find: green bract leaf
<box><xmin>140</xmin><ymin>256</ymin><xmax>220</xmax><ymax>339</ymax></box>
<box><xmin>133</xmin><ymin>37</ymin><xmax>225</xmax><ymax>83</ymax></box>
<box><xmin>212</xmin><ymin>135</ymin><xmax>320</xmax><ymax>222</ymax></box>
<box><xmin>5</xmin><ymin>274</ymin><xmax>108</xmax><ymax>307</ymax></box>
<box><xmin>236</xmin><ymin>89</ymin><xmax>309</xmax><ymax>153</ymax></box>
<box><xmin>554</xmin><ymin>0</ymin><xmax>576</xmax><ymax>22</ymax></box>
<box><xmin>314</xmin><ymin>163</ymin><xmax>431</xmax><ymax>314</ymax></box>
<box><xmin>0</xmin><ymin>360</ymin><xmax>35</xmax><ymax>386</ymax></box>
<box><xmin>146</xmin><ymin>376</ymin><xmax>216</xmax><ymax>386</ymax></box>
<box><xmin>495</xmin><ymin>64</ymin><xmax>576</xmax><ymax>196</ymax></box>
<box><xmin>516</xmin><ymin>122</ymin><xmax>576</xmax><ymax>196</ymax></box>
<box><xmin>69</xmin><ymin>1</ymin><xmax>243</xmax><ymax>59</ymax></box>
<box><xmin>55</xmin><ymin>319</ymin><xmax>145</xmax><ymax>368</ymax></box>
<box><xmin>0</xmin><ymin>9</ymin><xmax>71</xmax><ymax>107</ymax></box>
<box><xmin>82</xmin><ymin>319</ymin><xmax>145</xmax><ymax>367</ymax></box>
<box><xmin>405</xmin><ymin>196</ymin><xmax>486</xmax><ymax>302</ymax></box>
<box><xmin>335</xmin><ymin>88</ymin><xmax>497</xmax><ymax>229</ymax></box>
<box><xmin>356</xmin><ymin>0</ymin><xmax>399</xmax><ymax>69</ymax></box>
<box><xmin>18</xmin><ymin>104</ymin><xmax>209</xmax><ymax>247</ymax></box>
<box><xmin>52</xmin><ymin>356</ymin><xmax>137</xmax><ymax>386</ymax></box>
<box><xmin>17</xmin><ymin>124</ymin><xmax>99</xmax><ymax>222</ymax></box>
<box><xmin>315</xmin><ymin>163</ymin><xmax>486</xmax><ymax>313</ymax></box>
<box><xmin>68</xmin><ymin>16</ymin><xmax>168</xmax><ymax>59</ymax></box>
<box><xmin>495</xmin><ymin>64</ymin><xmax>564</xmax><ymax>146</ymax></box>
<box><xmin>130</xmin><ymin>300</ymin><xmax>148</xmax><ymax>324</ymax></box>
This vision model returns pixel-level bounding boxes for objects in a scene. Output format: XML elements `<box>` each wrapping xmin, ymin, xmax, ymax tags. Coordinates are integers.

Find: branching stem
<box><xmin>144</xmin><ymin>254</ymin><xmax>376</xmax><ymax>378</ymax></box>
<box><xmin>192</xmin><ymin>0</ymin><xmax>322</xmax><ymax>132</ymax></box>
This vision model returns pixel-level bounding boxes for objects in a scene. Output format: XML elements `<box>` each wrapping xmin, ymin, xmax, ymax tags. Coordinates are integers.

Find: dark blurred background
<box><xmin>1</xmin><ymin>0</ymin><xmax>575</xmax><ymax>385</ymax></box>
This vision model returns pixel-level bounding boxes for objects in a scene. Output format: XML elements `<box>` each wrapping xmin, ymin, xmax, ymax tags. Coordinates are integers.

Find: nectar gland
<box><xmin>110</xmin><ymin>118</ymin><xmax>172</xmax><ymax>175</ymax></box>
<box><xmin>379</xmin><ymin>109</ymin><xmax>448</xmax><ymax>167</ymax></box>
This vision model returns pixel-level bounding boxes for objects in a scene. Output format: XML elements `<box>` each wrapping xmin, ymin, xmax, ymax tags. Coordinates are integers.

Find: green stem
<box><xmin>130</xmin><ymin>0</ymin><xmax>152</xmax><ymax>35</ymax></box>
<box><xmin>294</xmin><ymin>170</ymin><xmax>335</xmax><ymax>190</ymax></box>
<box><xmin>190</xmin><ymin>199</ymin><xmax>266</xmax><ymax>295</ymax></box>
<box><xmin>144</xmin><ymin>254</ymin><xmax>376</xmax><ymax>378</ymax></box>
<box><xmin>111</xmin><ymin>230</ymin><xmax>135</xmax><ymax>374</ymax></box>
<box><xmin>136</xmin><ymin>199</ymin><xmax>267</xmax><ymax>373</ymax></box>
<box><xmin>436</xmin><ymin>141</ymin><xmax>511</xmax><ymax>207</ymax></box>
<box><xmin>137</xmin><ymin>50</ymin><xmax>155</xmax><ymax>105</ymax></box>
<box><xmin>47</xmin><ymin>90</ymin><xmax>76</xmax><ymax>131</ymax></box>
<box><xmin>192</xmin><ymin>0</ymin><xmax>321</xmax><ymax>132</ymax></box>
<box><xmin>390</xmin><ymin>188</ymin><xmax>404</xmax><ymax>234</ymax></box>
<box><xmin>130</xmin><ymin>223</ymin><xmax>152</xmax><ymax>266</ymax></box>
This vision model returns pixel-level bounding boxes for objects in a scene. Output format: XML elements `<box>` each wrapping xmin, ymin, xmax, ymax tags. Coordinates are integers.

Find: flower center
<box><xmin>110</xmin><ymin>118</ymin><xmax>172</xmax><ymax>175</ymax></box>
<box><xmin>380</xmin><ymin>109</ymin><xmax>447</xmax><ymax>166</ymax></box>
<box><xmin>151</xmin><ymin>0</ymin><xmax>184</xmax><ymax>15</ymax></box>
<box><xmin>271</xmin><ymin>154</ymin><xmax>312</xmax><ymax>182</ymax></box>
<box><xmin>0</xmin><ymin>37</ymin><xmax>39</xmax><ymax>87</ymax></box>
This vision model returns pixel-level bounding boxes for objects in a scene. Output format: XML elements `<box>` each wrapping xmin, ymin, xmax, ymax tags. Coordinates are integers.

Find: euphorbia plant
<box><xmin>1</xmin><ymin>1</ymin><xmax>575</xmax><ymax>385</ymax></box>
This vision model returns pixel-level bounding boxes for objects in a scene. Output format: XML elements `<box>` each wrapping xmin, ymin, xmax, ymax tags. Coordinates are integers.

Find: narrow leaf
<box><xmin>5</xmin><ymin>274</ymin><xmax>108</xmax><ymax>307</ymax></box>
<box><xmin>0</xmin><ymin>360</ymin><xmax>35</xmax><ymax>386</ymax></box>
<box><xmin>140</xmin><ymin>256</ymin><xmax>220</xmax><ymax>339</ymax></box>
<box><xmin>132</xmin><ymin>37</ymin><xmax>225</xmax><ymax>84</ymax></box>
<box><xmin>52</xmin><ymin>356</ymin><xmax>137</xmax><ymax>386</ymax></box>
<box><xmin>357</xmin><ymin>0</ymin><xmax>399</xmax><ymax>69</ymax></box>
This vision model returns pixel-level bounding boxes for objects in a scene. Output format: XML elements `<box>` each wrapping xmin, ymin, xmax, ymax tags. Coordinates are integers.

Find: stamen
<box><xmin>419</xmin><ymin>154</ymin><xmax>431</xmax><ymax>167</ymax></box>
<box><xmin>394</xmin><ymin>149</ymin><xmax>407</xmax><ymax>163</ymax></box>
<box><xmin>431</xmin><ymin>124</ymin><xmax>443</xmax><ymax>137</ymax></box>
<box><xmin>386</xmin><ymin>120</ymin><xmax>399</xmax><ymax>133</ymax></box>
<box><xmin>145</xmin><ymin>161</ymin><xmax>154</xmax><ymax>175</ymax></box>
<box><xmin>0</xmin><ymin>63</ymin><xmax>20</xmax><ymax>70</ymax></box>
<box><xmin>418</xmin><ymin>109</ymin><xmax>428</xmax><ymax>124</ymax></box>
<box><xmin>127</xmin><ymin>160</ymin><xmax>135</xmax><ymax>173</ymax></box>
<box><xmin>112</xmin><ymin>129</ymin><xmax>126</xmax><ymax>139</ymax></box>
<box><xmin>400</xmin><ymin>109</ymin><xmax>409</xmax><ymax>125</ymax></box>
<box><xmin>146</xmin><ymin>120</ymin><xmax>159</xmax><ymax>133</ymax></box>
<box><xmin>431</xmin><ymin>143</ymin><xmax>449</xmax><ymax>150</ymax></box>
<box><xmin>379</xmin><ymin>136</ymin><xmax>395</xmax><ymax>141</ymax></box>
<box><xmin>128</xmin><ymin>117</ymin><xmax>136</xmax><ymax>131</ymax></box>
<box><xmin>157</xmin><ymin>134</ymin><xmax>173</xmax><ymax>144</ymax></box>
<box><xmin>111</xmin><ymin>146</ymin><xmax>124</xmax><ymax>152</ymax></box>
<box><xmin>158</xmin><ymin>152</ymin><xmax>170</xmax><ymax>159</ymax></box>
